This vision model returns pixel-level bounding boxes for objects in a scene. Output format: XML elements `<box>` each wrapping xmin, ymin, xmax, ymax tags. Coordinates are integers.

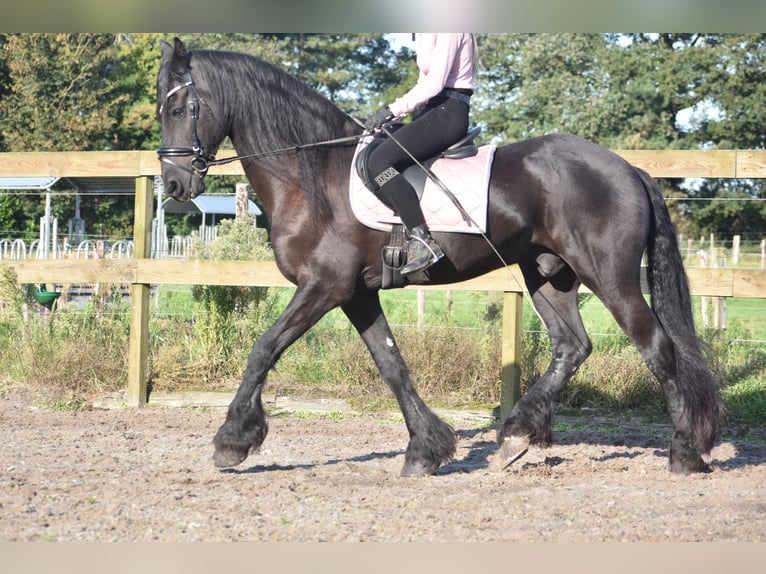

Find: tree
<box><xmin>1</xmin><ymin>34</ymin><xmax>118</xmax><ymax>152</ymax></box>
<box><xmin>473</xmin><ymin>33</ymin><xmax>694</xmax><ymax>149</ymax></box>
<box><xmin>474</xmin><ymin>34</ymin><xmax>614</xmax><ymax>144</ymax></box>
<box><xmin>110</xmin><ymin>33</ymin><xmax>166</xmax><ymax>151</ymax></box>
<box><xmin>472</xmin><ymin>33</ymin><xmax>766</xmax><ymax>239</ymax></box>
<box><xmin>3</xmin><ymin>33</ymin><xmax>766</xmax><ymax>243</ymax></box>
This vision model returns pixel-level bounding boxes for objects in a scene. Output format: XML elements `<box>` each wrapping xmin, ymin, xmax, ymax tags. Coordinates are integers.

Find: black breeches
<box><xmin>367</xmin><ymin>95</ymin><xmax>469</xmax><ymax>231</ymax></box>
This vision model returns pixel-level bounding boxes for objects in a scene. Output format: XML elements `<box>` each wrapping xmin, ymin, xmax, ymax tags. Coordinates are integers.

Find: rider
<box><xmin>365</xmin><ymin>33</ymin><xmax>477</xmax><ymax>276</ymax></box>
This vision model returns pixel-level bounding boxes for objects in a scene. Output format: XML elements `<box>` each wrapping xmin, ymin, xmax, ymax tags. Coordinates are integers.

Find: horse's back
<box><xmin>486</xmin><ymin>132</ymin><xmax>651</xmax><ymax>265</ymax></box>
<box><xmin>492</xmin><ymin>132</ymin><xmax>647</xmax><ymax>218</ymax></box>
<box><xmin>495</xmin><ymin>132</ymin><xmax>637</xmax><ymax>184</ymax></box>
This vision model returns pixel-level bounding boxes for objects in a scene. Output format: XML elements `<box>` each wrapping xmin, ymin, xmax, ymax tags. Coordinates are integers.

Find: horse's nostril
<box><xmin>165</xmin><ymin>180</ymin><xmax>182</xmax><ymax>199</ymax></box>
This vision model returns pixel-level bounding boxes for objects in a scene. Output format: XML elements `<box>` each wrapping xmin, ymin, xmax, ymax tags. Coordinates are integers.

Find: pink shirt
<box><xmin>388</xmin><ymin>33</ymin><xmax>475</xmax><ymax>118</ymax></box>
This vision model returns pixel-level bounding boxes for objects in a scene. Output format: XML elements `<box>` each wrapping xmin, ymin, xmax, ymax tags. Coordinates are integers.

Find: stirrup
<box><xmin>401</xmin><ymin>234</ymin><xmax>444</xmax><ymax>276</ymax></box>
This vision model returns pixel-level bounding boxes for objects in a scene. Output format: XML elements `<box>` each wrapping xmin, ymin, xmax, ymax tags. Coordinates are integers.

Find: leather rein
<box><xmin>156</xmin><ymin>67</ymin><xmax>361</xmax><ymax>178</ymax></box>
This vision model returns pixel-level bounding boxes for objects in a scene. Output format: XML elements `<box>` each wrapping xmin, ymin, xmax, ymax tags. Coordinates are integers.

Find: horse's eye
<box><xmin>171</xmin><ymin>107</ymin><xmax>185</xmax><ymax>118</ymax></box>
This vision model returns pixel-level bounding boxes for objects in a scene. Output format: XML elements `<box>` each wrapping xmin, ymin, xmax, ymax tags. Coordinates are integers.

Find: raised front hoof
<box><xmin>497</xmin><ymin>435</ymin><xmax>531</xmax><ymax>470</ymax></box>
<box><xmin>400</xmin><ymin>459</ymin><xmax>438</xmax><ymax>477</ymax></box>
<box><xmin>213</xmin><ymin>444</ymin><xmax>250</xmax><ymax>468</ymax></box>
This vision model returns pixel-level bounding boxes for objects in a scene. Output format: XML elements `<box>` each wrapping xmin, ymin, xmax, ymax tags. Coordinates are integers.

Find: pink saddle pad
<box><xmin>349</xmin><ymin>139</ymin><xmax>496</xmax><ymax>234</ymax></box>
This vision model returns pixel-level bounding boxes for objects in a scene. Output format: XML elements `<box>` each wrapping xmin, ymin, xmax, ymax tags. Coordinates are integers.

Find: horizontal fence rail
<box><xmin>1</xmin><ymin>149</ymin><xmax>766</xmax><ymax>179</ymax></box>
<box><xmin>6</xmin><ymin>258</ymin><xmax>766</xmax><ymax>297</ymax></box>
<box><xmin>2</xmin><ymin>150</ymin><xmax>766</xmax><ymax>414</ymax></box>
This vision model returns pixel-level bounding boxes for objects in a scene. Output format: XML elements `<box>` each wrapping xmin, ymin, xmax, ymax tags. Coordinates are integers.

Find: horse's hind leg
<box><xmin>594</xmin><ymin>286</ymin><xmax>711</xmax><ymax>473</ymax></box>
<box><xmin>497</xmin><ymin>263</ymin><xmax>592</xmax><ymax>467</ymax></box>
<box><xmin>342</xmin><ymin>290</ymin><xmax>456</xmax><ymax>476</ymax></box>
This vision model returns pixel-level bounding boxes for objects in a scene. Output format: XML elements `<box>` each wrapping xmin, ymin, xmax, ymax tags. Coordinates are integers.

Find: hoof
<box><xmin>669</xmin><ymin>454</ymin><xmax>711</xmax><ymax>475</ymax></box>
<box><xmin>498</xmin><ymin>435</ymin><xmax>530</xmax><ymax>470</ymax></box>
<box><xmin>669</xmin><ymin>437</ymin><xmax>712</xmax><ymax>474</ymax></box>
<box><xmin>400</xmin><ymin>460</ymin><xmax>437</xmax><ymax>477</ymax></box>
<box><xmin>213</xmin><ymin>444</ymin><xmax>250</xmax><ymax>468</ymax></box>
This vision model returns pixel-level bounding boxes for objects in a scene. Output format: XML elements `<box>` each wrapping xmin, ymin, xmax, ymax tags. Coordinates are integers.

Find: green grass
<box><xmin>722</xmin><ymin>298</ymin><xmax>766</xmax><ymax>340</ymax></box>
<box><xmin>579</xmin><ymin>293</ymin><xmax>766</xmax><ymax>343</ymax></box>
<box><xmin>2</xmin><ymin>268</ymin><xmax>766</xmax><ymax>424</ymax></box>
<box><xmin>152</xmin><ymin>285</ymin><xmax>766</xmax><ymax>420</ymax></box>
<box><xmin>155</xmin><ymin>284</ymin><xmax>197</xmax><ymax>316</ymax></box>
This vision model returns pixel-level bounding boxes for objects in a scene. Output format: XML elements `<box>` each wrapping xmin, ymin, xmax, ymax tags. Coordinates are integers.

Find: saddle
<box><xmin>355</xmin><ymin>126</ymin><xmax>482</xmax><ymax>193</ymax></box>
<box><xmin>354</xmin><ymin>127</ymin><xmax>483</xmax><ymax>289</ymax></box>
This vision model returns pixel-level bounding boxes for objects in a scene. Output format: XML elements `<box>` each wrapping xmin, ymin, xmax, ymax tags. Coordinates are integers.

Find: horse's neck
<box><xmin>224</xmin><ymin>66</ymin><xmax>358</xmax><ymax>224</ymax></box>
<box><xmin>239</xmin><ymin>155</ymin><xmax>300</xmax><ymax>220</ymax></box>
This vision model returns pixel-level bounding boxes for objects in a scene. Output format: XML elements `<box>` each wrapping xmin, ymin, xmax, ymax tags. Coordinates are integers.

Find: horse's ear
<box><xmin>160</xmin><ymin>39</ymin><xmax>173</xmax><ymax>62</ymax></box>
<box><xmin>162</xmin><ymin>37</ymin><xmax>189</xmax><ymax>76</ymax></box>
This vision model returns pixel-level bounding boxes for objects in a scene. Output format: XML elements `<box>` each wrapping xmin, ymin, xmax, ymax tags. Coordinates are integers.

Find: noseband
<box><xmin>157</xmin><ymin>68</ymin><xmax>216</xmax><ymax>179</ymax></box>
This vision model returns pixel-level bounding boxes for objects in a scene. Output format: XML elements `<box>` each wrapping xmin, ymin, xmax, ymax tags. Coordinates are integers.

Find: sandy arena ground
<box><xmin>1</xmin><ymin>391</ymin><xmax>765</xmax><ymax>542</ymax></box>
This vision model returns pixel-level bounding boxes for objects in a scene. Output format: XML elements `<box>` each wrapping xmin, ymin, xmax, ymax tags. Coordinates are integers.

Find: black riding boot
<box><xmin>401</xmin><ymin>224</ymin><xmax>444</xmax><ymax>276</ymax></box>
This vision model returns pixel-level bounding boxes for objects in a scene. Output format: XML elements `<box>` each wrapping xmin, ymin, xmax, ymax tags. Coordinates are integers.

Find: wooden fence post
<box><xmin>126</xmin><ymin>176</ymin><xmax>154</xmax><ymax>407</ymax></box>
<box><xmin>500</xmin><ymin>290</ymin><xmax>523</xmax><ymax>421</ymax></box>
<box><xmin>235</xmin><ymin>182</ymin><xmax>249</xmax><ymax>219</ymax></box>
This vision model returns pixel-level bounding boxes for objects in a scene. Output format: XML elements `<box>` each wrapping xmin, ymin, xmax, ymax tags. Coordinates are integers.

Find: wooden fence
<box><xmin>2</xmin><ymin>149</ymin><xmax>766</xmax><ymax>417</ymax></box>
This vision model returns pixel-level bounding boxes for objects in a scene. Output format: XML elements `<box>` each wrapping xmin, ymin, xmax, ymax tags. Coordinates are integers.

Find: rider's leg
<box><xmin>372</xmin><ymin>171</ymin><xmax>444</xmax><ymax>276</ymax></box>
<box><xmin>365</xmin><ymin>96</ymin><xmax>468</xmax><ymax>275</ymax></box>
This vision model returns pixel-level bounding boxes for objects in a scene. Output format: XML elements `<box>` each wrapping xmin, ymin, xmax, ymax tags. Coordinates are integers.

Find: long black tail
<box><xmin>636</xmin><ymin>167</ymin><xmax>722</xmax><ymax>452</ymax></box>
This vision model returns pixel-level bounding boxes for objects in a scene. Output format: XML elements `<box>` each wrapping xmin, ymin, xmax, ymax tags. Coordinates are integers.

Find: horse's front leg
<box><xmin>342</xmin><ymin>290</ymin><xmax>456</xmax><ymax>476</ymax></box>
<box><xmin>212</xmin><ymin>281</ymin><xmax>338</xmax><ymax>468</ymax></box>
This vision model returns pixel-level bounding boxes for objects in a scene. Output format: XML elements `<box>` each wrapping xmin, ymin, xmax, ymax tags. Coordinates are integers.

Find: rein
<box><xmin>207</xmin><ymin>134</ymin><xmax>364</xmax><ymax>167</ymax></box>
<box><xmin>157</xmin><ymin>67</ymin><xmax>362</xmax><ymax>176</ymax></box>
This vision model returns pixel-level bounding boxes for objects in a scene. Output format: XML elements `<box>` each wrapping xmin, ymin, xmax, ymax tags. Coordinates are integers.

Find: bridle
<box><xmin>157</xmin><ymin>65</ymin><xmax>362</xmax><ymax>180</ymax></box>
<box><xmin>157</xmin><ymin>68</ymin><xmax>217</xmax><ymax>179</ymax></box>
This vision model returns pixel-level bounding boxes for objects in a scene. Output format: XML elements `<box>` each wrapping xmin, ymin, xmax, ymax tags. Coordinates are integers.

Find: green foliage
<box><xmin>189</xmin><ymin>215</ymin><xmax>275</xmax><ymax>379</ymax></box>
<box><xmin>0</xmin><ymin>33</ymin><xmax>165</xmax><ymax>242</ymax></box>
<box><xmin>473</xmin><ymin>33</ymin><xmax>766</xmax><ymax>238</ymax></box>
<box><xmin>0</xmin><ymin>264</ymin><xmax>129</xmax><ymax>404</ymax></box>
<box><xmin>476</xmin><ymin>34</ymin><xmax>616</xmax><ymax>143</ymax></box>
<box><xmin>3</xmin><ymin>32</ymin><xmax>766</xmax><ymax>417</ymax></box>
<box><xmin>474</xmin><ymin>33</ymin><xmax>766</xmax><ymax>153</ymax></box>
<box><xmin>3</xmin><ymin>32</ymin><xmax>766</xmax><ymax>242</ymax></box>
<box><xmin>2</xmin><ymin>260</ymin><xmax>766</xmax><ymax>424</ymax></box>
<box><xmin>176</xmin><ymin>33</ymin><xmax>414</xmax><ymax>117</ymax></box>
<box><xmin>0</xmin><ymin>33</ymin><xmax>156</xmax><ymax>152</ymax></box>
<box><xmin>684</xmin><ymin>183</ymin><xmax>766</xmax><ymax>240</ymax></box>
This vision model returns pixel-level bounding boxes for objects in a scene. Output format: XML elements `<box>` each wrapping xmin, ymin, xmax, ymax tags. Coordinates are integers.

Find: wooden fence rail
<box><xmin>2</xmin><ymin>150</ymin><xmax>766</xmax><ymax>416</ymax></box>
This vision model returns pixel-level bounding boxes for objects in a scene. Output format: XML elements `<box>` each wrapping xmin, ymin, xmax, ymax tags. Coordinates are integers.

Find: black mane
<box><xmin>187</xmin><ymin>49</ymin><xmax>360</xmax><ymax>219</ymax></box>
<box><xmin>190</xmin><ymin>49</ymin><xmax>355</xmax><ymax>151</ymax></box>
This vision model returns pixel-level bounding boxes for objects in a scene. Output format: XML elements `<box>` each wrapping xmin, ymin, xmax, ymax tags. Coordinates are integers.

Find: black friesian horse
<box><xmin>157</xmin><ymin>37</ymin><xmax>722</xmax><ymax>476</ymax></box>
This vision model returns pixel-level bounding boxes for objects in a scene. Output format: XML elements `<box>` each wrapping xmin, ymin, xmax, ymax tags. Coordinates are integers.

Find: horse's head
<box><xmin>157</xmin><ymin>37</ymin><xmax>221</xmax><ymax>201</ymax></box>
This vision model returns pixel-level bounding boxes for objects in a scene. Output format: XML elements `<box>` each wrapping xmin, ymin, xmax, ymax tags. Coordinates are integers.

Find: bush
<box><xmin>0</xmin><ymin>264</ymin><xmax>129</xmax><ymax>406</ymax></box>
<box><xmin>189</xmin><ymin>215</ymin><xmax>275</xmax><ymax>381</ymax></box>
<box><xmin>3</xmin><ymin>253</ymin><xmax>766</xmax><ymax>425</ymax></box>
